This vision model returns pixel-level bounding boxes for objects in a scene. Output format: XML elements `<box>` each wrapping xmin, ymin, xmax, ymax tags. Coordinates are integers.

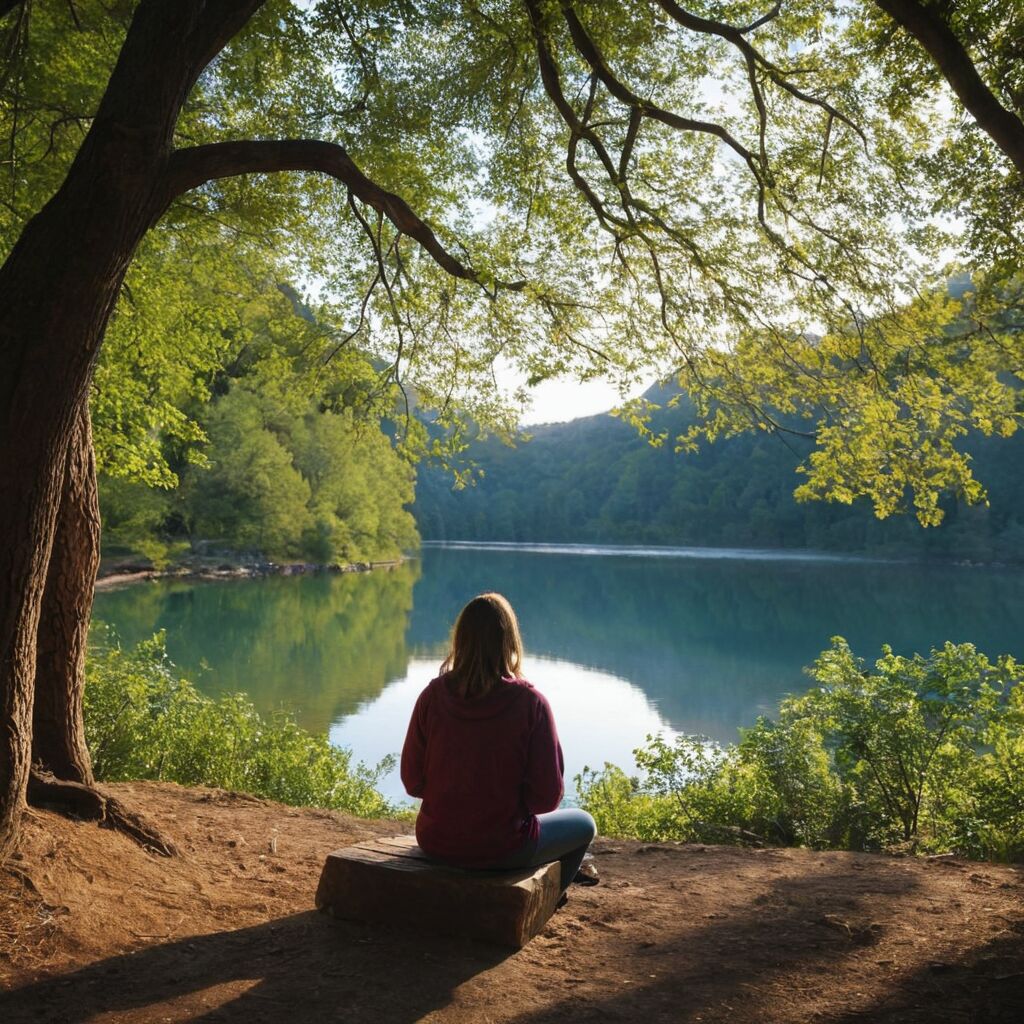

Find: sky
<box><xmin>517</xmin><ymin>375</ymin><xmax>637</xmax><ymax>425</ymax></box>
<box><xmin>488</xmin><ymin>351</ymin><xmax>659</xmax><ymax>426</ymax></box>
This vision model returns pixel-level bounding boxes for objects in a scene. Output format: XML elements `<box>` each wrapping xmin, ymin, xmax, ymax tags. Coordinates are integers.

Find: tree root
<box><xmin>4</xmin><ymin>862</ymin><xmax>42</xmax><ymax>894</ymax></box>
<box><xmin>27</xmin><ymin>769</ymin><xmax>177</xmax><ymax>857</ymax></box>
<box><xmin>26</xmin><ymin>771</ymin><xmax>104</xmax><ymax>818</ymax></box>
<box><xmin>103</xmin><ymin>794</ymin><xmax>177</xmax><ymax>856</ymax></box>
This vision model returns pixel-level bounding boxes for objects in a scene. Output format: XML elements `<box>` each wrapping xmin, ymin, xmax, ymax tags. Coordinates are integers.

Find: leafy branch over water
<box><xmin>578</xmin><ymin>639</ymin><xmax>1024</xmax><ymax>862</ymax></box>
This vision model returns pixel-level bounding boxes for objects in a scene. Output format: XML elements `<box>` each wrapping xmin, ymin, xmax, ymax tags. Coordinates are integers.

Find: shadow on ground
<box><xmin>0</xmin><ymin>910</ymin><xmax>511</xmax><ymax>1024</ymax></box>
<box><xmin>503</xmin><ymin>855</ymin><xmax>1024</xmax><ymax>1024</ymax></box>
<box><xmin>4</xmin><ymin>845</ymin><xmax>1023</xmax><ymax>1024</ymax></box>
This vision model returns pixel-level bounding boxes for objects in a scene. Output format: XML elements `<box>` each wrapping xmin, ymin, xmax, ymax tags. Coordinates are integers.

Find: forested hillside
<box><xmin>414</xmin><ymin>390</ymin><xmax>1024</xmax><ymax>563</ymax></box>
<box><xmin>98</xmin><ymin>286</ymin><xmax>419</xmax><ymax>568</ymax></box>
<box><xmin>101</xmin><ymin>387</ymin><xmax>419</xmax><ymax>567</ymax></box>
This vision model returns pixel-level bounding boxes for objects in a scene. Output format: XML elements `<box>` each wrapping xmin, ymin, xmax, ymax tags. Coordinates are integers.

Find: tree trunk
<box><xmin>0</xmin><ymin>0</ymin><xmax>263</xmax><ymax>863</ymax></box>
<box><xmin>0</xmin><ymin>381</ymin><xmax>68</xmax><ymax>864</ymax></box>
<box><xmin>0</xmin><ymin>188</ymin><xmax>164</xmax><ymax>862</ymax></box>
<box><xmin>19</xmin><ymin>400</ymin><xmax>177</xmax><ymax>856</ymax></box>
<box><xmin>31</xmin><ymin>399</ymin><xmax>99</xmax><ymax>786</ymax></box>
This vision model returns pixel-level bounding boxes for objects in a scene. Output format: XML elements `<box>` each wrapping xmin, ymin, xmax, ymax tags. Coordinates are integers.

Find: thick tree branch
<box><xmin>560</xmin><ymin>3</ymin><xmax>761</xmax><ymax>175</ymax></box>
<box><xmin>654</xmin><ymin>0</ymin><xmax>865</xmax><ymax>147</ymax></box>
<box><xmin>874</xmin><ymin>0</ymin><xmax>1024</xmax><ymax>175</ymax></box>
<box><xmin>82</xmin><ymin>0</ymin><xmax>266</xmax><ymax>155</ymax></box>
<box><xmin>164</xmin><ymin>139</ymin><xmax>524</xmax><ymax>294</ymax></box>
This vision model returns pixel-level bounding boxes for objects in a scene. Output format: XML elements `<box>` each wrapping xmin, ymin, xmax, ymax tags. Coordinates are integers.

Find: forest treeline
<box><xmin>98</xmin><ymin>286</ymin><xmax>419</xmax><ymax>568</ymax></box>
<box><xmin>414</xmin><ymin>386</ymin><xmax>1024</xmax><ymax>563</ymax></box>
<box><xmin>101</xmin><ymin>384</ymin><xmax>418</xmax><ymax>567</ymax></box>
<box><xmin>107</xmin><ymin>373</ymin><xmax>1024</xmax><ymax>567</ymax></box>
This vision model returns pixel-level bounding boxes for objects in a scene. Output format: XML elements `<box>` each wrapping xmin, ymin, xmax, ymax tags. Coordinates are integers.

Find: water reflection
<box><xmin>91</xmin><ymin>545</ymin><xmax>1024</xmax><ymax>795</ymax></box>
<box><xmin>92</xmin><ymin>564</ymin><xmax>420</xmax><ymax>731</ymax></box>
<box><xmin>409</xmin><ymin>546</ymin><xmax>1024</xmax><ymax>739</ymax></box>
<box><xmin>328</xmin><ymin>655</ymin><xmax>677</xmax><ymax>804</ymax></box>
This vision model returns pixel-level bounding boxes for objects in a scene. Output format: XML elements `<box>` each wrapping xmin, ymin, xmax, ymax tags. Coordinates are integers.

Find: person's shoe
<box><xmin>573</xmin><ymin>854</ymin><xmax>599</xmax><ymax>886</ymax></box>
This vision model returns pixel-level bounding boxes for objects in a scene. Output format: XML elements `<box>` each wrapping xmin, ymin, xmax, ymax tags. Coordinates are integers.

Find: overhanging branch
<box><xmin>560</xmin><ymin>3</ymin><xmax>761</xmax><ymax>175</ymax></box>
<box><xmin>163</xmin><ymin>139</ymin><xmax>525</xmax><ymax>295</ymax></box>
<box><xmin>875</xmin><ymin>0</ymin><xmax>1024</xmax><ymax>175</ymax></box>
<box><xmin>653</xmin><ymin>0</ymin><xmax>865</xmax><ymax>147</ymax></box>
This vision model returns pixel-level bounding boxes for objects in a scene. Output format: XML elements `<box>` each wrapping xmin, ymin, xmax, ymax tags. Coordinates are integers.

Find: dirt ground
<box><xmin>1</xmin><ymin>782</ymin><xmax>1022</xmax><ymax>1023</ymax></box>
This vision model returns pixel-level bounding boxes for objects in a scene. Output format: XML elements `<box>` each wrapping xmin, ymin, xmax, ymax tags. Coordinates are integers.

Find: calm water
<box><xmin>92</xmin><ymin>543</ymin><xmax>1024</xmax><ymax>802</ymax></box>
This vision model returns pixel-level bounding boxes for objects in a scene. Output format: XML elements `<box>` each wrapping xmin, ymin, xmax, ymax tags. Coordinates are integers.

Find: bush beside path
<box><xmin>2</xmin><ymin>782</ymin><xmax>1022</xmax><ymax>1023</ymax></box>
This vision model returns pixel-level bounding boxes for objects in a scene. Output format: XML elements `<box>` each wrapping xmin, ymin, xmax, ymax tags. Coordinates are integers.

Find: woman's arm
<box><xmin>400</xmin><ymin>688</ymin><xmax>430</xmax><ymax>798</ymax></box>
<box><xmin>522</xmin><ymin>694</ymin><xmax>565</xmax><ymax>814</ymax></box>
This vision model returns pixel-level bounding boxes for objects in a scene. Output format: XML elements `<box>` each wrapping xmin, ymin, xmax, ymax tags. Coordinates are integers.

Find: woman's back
<box><xmin>400</xmin><ymin>672</ymin><xmax>564</xmax><ymax>867</ymax></box>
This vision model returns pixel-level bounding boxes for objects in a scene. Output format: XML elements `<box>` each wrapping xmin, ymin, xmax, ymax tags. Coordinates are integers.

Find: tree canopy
<box><xmin>2</xmin><ymin>0</ymin><xmax>1021</xmax><ymax>513</ymax></box>
<box><xmin>2</xmin><ymin>0</ymin><xmax>1024</xmax><ymax>860</ymax></box>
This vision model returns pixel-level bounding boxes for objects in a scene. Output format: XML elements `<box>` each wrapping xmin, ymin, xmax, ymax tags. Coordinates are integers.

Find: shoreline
<box><xmin>94</xmin><ymin>555</ymin><xmax>410</xmax><ymax>592</ymax></box>
<box><xmin>419</xmin><ymin>538</ymin><xmax>1019</xmax><ymax>570</ymax></box>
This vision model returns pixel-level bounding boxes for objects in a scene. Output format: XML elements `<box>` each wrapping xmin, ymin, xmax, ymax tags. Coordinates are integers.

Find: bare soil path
<box><xmin>2</xmin><ymin>782</ymin><xmax>1022</xmax><ymax>1023</ymax></box>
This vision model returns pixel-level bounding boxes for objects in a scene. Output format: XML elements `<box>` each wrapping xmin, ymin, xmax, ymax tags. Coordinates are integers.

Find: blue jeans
<box><xmin>491</xmin><ymin>809</ymin><xmax>597</xmax><ymax>894</ymax></box>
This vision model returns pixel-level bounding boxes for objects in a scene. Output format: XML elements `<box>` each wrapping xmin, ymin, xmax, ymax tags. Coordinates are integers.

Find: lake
<box><xmin>92</xmin><ymin>542</ymin><xmax>1024</xmax><ymax>803</ymax></box>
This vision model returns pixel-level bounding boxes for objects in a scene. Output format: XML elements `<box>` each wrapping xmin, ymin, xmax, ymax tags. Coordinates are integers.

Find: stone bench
<box><xmin>315</xmin><ymin>835</ymin><xmax>561</xmax><ymax>948</ymax></box>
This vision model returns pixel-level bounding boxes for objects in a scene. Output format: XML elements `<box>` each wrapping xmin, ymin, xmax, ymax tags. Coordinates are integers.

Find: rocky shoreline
<box><xmin>94</xmin><ymin>556</ymin><xmax>408</xmax><ymax>591</ymax></box>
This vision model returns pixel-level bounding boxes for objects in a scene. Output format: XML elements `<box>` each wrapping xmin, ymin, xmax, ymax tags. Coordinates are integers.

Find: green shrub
<box><xmin>85</xmin><ymin>632</ymin><xmax>398</xmax><ymax>819</ymax></box>
<box><xmin>792</xmin><ymin>639</ymin><xmax>1019</xmax><ymax>853</ymax></box>
<box><xmin>575</xmin><ymin>764</ymin><xmax>681</xmax><ymax>842</ymax></box>
<box><xmin>577</xmin><ymin>738</ymin><xmax>760</xmax><ymax>846</ymax></box>
<box><xmin>577</xmin><ymin>638</ymin><xmax>1024</xmax><ymax>861</ymax></box>
<box><xmin>947</xmin><ymin>682</ymin><xmax>1024</xmax><ymax>860</ymax></box>
<box><xmin>735</xmin><ymin>716</ymin><xmax>854</xmax><ymax>848</ymax></box>
<box><xmin>636</xmin><ymin>734</ymin><xmax>759</xmax><ymax>840</ymax></box>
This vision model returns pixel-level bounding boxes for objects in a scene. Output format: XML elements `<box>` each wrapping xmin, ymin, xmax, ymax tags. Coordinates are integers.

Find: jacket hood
<box><xmin>430</xmin><ymin>673</ymin><xmax>535</xmax><ymax>720</ymax></box>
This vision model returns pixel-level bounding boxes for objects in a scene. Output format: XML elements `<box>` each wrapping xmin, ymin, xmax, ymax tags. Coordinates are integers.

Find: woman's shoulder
<box><xmin>501</xmin><ymin>677</ymin><xmax>554</xmax><ymax>709</ymax></box>
<box><xmin>416</xmin><ymin>673</ymin><xmax>451</xmax><ymax>705</ymax></box>
<box><xmin>422</xmin><ymin>673</ymin><xmax>452</xmax><ymax>701</ymax></box>
<box><xmin>500</xmin><ymin>675</ymin><xmax>536</xmax><ymax>693</ymax></box>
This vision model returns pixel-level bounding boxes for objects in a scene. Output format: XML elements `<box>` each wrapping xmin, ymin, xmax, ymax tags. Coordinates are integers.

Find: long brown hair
<box><xmin>441</xmin><ymin>592</ymin><xmax>523</xmax><ymax>699</ymax></box>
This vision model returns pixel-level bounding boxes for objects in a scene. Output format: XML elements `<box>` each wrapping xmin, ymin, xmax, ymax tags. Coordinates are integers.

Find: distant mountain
<box><xmin>413</xmin><ymin>387</ymin><xmax>1024</xmax><ymax>564</ymax></box>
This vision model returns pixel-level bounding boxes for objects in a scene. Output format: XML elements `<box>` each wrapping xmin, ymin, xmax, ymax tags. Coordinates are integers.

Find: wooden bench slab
<box><xmin>315</xmin><ymin>835</ymin><xmax>560</xmax><ymax>948</ymax></box>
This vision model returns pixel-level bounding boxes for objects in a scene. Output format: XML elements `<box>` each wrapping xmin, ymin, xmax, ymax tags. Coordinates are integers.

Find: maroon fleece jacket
<box><xmin>400</xmin><ymin>673</ymin><xmax>564</xmax><ymax>867</ymax></box>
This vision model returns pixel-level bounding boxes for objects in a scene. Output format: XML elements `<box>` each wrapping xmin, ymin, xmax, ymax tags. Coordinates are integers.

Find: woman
<box><xmin>400</xmin><ymin>592</ymin><xmax>597</xmax><ymax>895</ymax></box>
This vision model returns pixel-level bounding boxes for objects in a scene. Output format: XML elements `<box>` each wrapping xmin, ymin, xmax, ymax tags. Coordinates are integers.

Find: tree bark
<box><xmin>31</xmin><ymin>400</ymin><xmax>99</xmax><ymax>786</ymax></box>
<box><xmin>0</xmin><ymin>378</ymin><xmax>67</xmax><ymax>865</ymax></box>
<box><xmin>0</xmin><ymin>0</ymin><xmax>266</xmax><ymax>862</ymax></box>
<box><xmin>875</xmin><ymin>0</ymin><xmax>1024</xmax><ymax>176</ymax></box>
<box><xmin>0</xmin><ymin>149</ymin><xmax>159</xmax><ymax>862</ymax></box>
<box><xmin>21</xmin><ymin>400</ymin><xmax>178</xmax><ymax>856</ymax></box>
